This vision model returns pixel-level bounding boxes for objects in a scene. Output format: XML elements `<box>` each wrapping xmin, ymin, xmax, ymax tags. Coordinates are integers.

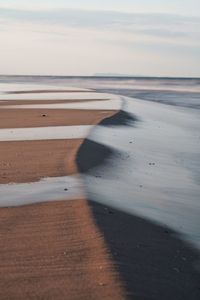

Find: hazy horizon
<box><xmin>1</xmin><ymin>74</ymin><xmax>200</xmax><ymax>79</ymax></box>
<box><xmin>0</xmin><ymin>0</ymin><xmax>200</xmax><ymax>77</ymax></box>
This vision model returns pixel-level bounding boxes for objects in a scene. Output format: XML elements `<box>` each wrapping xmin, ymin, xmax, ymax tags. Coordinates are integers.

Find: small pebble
<box><xmin>99</xmin><ymin>283</ymin><xmax>106</xmax><ymax>286</ymax></box>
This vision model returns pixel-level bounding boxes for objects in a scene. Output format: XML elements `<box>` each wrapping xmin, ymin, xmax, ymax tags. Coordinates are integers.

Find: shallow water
<box><xmin>0</xmin><ymin>175</ymin><xmax>84</xmax><ymax>206</ymax></box>
<box><xmin>0</xmin><ymin>82</ymin><xmax>91</xmax><ymax>93</ymax></box>
<box><xmin>1</xmin><ymin>97</ymin><xmax>121</xmax><ymax>110</ymax></box>
<box><xmin>0</xmin><ymin>91</ymin><xmax>108</xmax><ymax>101</ymax></box>
<box><xmin>0</xmin><ymin>125</ymin><xmax>93</xmax><ymax>141</ymax></box>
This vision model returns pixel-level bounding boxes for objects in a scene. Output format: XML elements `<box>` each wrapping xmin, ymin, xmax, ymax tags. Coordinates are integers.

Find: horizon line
<box><xmin>0</xmin><ymin>74</ymin><xmax>200</xmax><ymax>80</ymax></box>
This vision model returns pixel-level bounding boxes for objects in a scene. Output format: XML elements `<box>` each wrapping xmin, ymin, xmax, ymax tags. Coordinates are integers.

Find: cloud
<box><xmin>0</xmin><ymin>7</ymin><xmax>200</xmax><ymax>42</ymax></box>
<box><xmin>0</xmin><ymin>7</ymin><xmax>199</xmax><ymax>76</ymax></box>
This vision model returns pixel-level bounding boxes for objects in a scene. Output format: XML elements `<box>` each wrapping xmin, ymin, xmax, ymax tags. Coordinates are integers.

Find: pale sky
<box><xmin>0</xmin><ymin>0</ymin><xmax>200</xmax><ymax>76</ymax></box>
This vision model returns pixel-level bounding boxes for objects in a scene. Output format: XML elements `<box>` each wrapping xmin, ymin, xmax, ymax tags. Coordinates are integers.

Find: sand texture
<box><xmin>0</xmin><ymin>139</ymin><xmax>82</xmax><ymax>183</ymax></box>
<box><xmin>0</xmin><ymin>200</ymin><xmax>124</xmax><ymax>300</ymax></box>
<box><xmin>0</xmin><ymin>109</ymin><xmax>114</xmax><ymax>128</ymax></box>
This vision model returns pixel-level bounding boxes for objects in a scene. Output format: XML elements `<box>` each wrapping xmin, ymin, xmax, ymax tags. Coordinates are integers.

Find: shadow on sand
<box><xmin>76</xmin><ymin>109</ymin><xmax>200</xmax><ymax>299</ymax></box>
<box><xmin>100</xmin><ymin>110</ymin><xmax>139</xmax><ymax>127</ymax></box>
<box><xmin>76</xmin><ymin>110</ymin><xmax>136</xmax><ymax>173</ymax></box>
<box><xmin>87</xmin><ymin>201</ymin><xmax>200</xmax><ymax>300</ymax></box>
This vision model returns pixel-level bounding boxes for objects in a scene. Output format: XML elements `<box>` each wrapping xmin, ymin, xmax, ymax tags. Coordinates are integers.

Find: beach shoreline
<box><xmin>0</xmin><ymin>83</ymin><xmax>199</xmax><ymax>299</ymax></box>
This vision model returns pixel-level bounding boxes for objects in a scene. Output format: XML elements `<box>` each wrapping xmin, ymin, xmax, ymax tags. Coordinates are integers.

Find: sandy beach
<box><xmin>0</xmin><ymin>81</ymin><xmax>199</xmax><ymax>300</ymax></box>
<box><xmin>0</xmin><ymin>101</ymin><xmax>116</xmax><ymax>184</ymax></box>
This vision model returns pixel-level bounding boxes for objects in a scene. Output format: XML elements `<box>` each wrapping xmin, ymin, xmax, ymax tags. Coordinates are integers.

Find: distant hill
<box><xmin>93</xmin><ymin>73</ymin><xmax>138</xmax><ymax>77</ymax></box>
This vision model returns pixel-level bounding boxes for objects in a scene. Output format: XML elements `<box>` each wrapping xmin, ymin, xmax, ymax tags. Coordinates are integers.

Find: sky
<box><xmin>0</xmin><ymin>0</ymin><xmax>200</xmax><ymax>76</ymax></box>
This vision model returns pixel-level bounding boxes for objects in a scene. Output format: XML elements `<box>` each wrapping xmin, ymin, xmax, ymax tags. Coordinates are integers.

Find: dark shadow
<box><xmin>88</xmin><ymin>200</ymin><xmax>200</xmax><ymax>300</ymax></box>
<box><xmin>76</xmin><ymin>109</ymin><xmax>137</xmax><ymax>173</ymax></box>
<box><xmin>76</xmin><ymin>139</ymin><xmax>116</xmax><ymax>173</ymax></box>
<box><xmin>100</xmin><ymin>110</ymin><xmax>139</xmax><ymax>127</ymax></box>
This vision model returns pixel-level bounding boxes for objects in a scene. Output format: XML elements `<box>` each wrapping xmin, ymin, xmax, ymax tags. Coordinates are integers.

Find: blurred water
<box><xmin>85</xmin><ymin>97</ymin><xmax>200</xmax><ymax>249</ymax></box>
<box><xmin>1</xmin><ymin>75</ymin><xmax>200</xmax><ymax>108</ymax></box>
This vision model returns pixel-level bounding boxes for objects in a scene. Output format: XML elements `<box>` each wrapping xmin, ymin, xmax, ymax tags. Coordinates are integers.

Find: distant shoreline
<box><xmin>1</xmin><ymin>74</ymin><xmax>200</xmax><ymax>80</ymax></box>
